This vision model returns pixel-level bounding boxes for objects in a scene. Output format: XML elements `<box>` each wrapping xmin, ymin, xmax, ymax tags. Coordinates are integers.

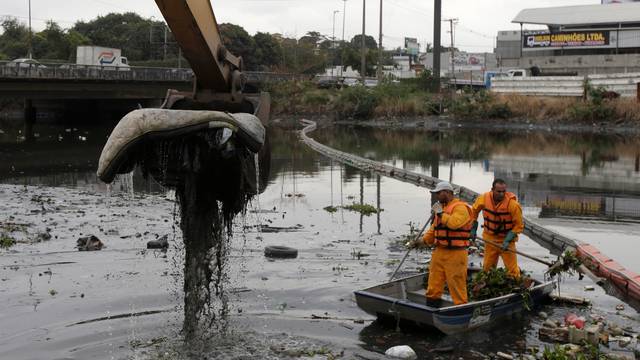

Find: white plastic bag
<box><xmin>385</xmin><ymin>345</ymin><xmax>417</xmax><ymax>359</ymax></box>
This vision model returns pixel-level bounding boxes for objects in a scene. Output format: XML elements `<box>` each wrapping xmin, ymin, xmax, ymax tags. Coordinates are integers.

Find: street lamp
<box><xmin>28</xmin><ymin>0</ymin><xmax>32</xmax><ymax>59</ymax></box>
<box><xmin>341</xmin><ymin>0</ymin><xmax>347</xmax><ymax>77</ymax></box>
<box><xmin>332</xmin><ymin>10</ymin><xmax>340</xmax><ymax>77</ymax></box>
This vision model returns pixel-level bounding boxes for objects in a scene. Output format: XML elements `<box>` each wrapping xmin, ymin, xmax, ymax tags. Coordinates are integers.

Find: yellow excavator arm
<box><xmin>155</xmin><ymin>0</ymin><xmax>242</xmax><ymax>93</ymax></box>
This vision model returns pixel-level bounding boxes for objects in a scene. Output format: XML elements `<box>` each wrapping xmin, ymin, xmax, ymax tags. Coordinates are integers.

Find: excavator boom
<box><xmin>155</xmin><ymin>0</ymin><xmax>241</xmax><ymax>93</ymax></box>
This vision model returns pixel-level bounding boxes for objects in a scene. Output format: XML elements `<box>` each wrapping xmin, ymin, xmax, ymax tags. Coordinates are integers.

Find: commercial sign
<box><xmin>453</xmin><ymin>52</ymin><xmax>485</xmax><ymax>71</ymax></box>
<box><xmin>523</xmin><ymin>31</ymin><xmax>611</xmax><ymax>49</ymax></box>
<box><xmin>404</xmin><ymin>37</ymin><xmax>419</xmax><ymax>56</ymax></box>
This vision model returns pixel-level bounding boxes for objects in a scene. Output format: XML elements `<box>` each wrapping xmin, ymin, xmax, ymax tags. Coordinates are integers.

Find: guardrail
<box><xmin>0</xmin><ymin>61</ymin><xmax>308</xmax><ymax>84</ymax></box>
<box><xmin>244</xmin><ymin>71</ymin><xmax>310</xmax><ymax>83</ymax></box>
<box><xmin>299</xmin><ymin>119</ymin><xmax>640</xmax><ymax>305</ymax></box>
<box><xmin>0</xmin><ymin>61</ymin><xmax>194</xmax><ymax>82</ymax></box>
<box><xmin>491</xmin><ymin>73</ymin><xmax>640</xmax><ymax>97</ymax></box>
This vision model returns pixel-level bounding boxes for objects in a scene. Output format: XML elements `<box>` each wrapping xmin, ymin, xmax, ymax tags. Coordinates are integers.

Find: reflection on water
<box><xmin>311</xmin><ymin>127</ymin><xmax>640</xmax><ymax>221</ymax></box>
<box><xmin>3</xmin><ymin>125</ymin><xmax>640</xmax><ymax>220</ymax></box>
<box><xmin>2</xmin><ymin>122</ymin><xmax>639</xmax><ymax>231</ymax></box>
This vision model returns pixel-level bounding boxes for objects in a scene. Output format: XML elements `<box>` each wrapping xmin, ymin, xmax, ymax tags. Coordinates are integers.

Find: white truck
<box><xmin>76</xmin><ymin>46</ymin><xmax>130</xmax><ymax>69</ymax></box>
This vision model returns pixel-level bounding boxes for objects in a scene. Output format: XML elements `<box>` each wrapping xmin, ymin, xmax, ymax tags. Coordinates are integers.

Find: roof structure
<box><xmin>513</xmin><ymin>3</ymin><xmax>640</xmax><ymax>26</ymax></box>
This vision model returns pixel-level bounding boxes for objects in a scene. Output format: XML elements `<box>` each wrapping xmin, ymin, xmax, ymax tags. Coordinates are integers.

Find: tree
<box><xmin>350</xmin><ymin>34</ymin><xmax>377</xmax><ymax>50</ymax></box>
<box><xmin>33</xmin><ymin>21</ymin><xmax>76</xmax><ymax>61</ymax></box>
<box><xmin>299</xmin><ymin>31</ymin><xmax>325</xmax><ymax>48</ymax></box>
<box><xmin>342</xmin><ymin>46</ymin><xmax>378</xmax><ymax>76</ymax></box>
<box><xmin>253</xmin><ymin>32</ymin><xmax>283</xmax><ymax>71</ymax></box>
<box><xmin>219</xmin><ymin>23</ymin><xmax>256</xmax><ymax>70</ymax></box>
<box><xmin>73</xmin><ymin>13</ymin><xmax>161</xmax><ymax>61</ymax></box>
<box><xmin>0</xmin><ymin>17</ymin><xmax>29</xmax><ymax>59</ymax></box>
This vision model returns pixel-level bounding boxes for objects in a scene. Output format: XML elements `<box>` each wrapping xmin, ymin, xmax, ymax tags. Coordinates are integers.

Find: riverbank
<box><xmin>266</xmin><ymin>80</ymin><xmax>640</xmax><ymax>132</ymax></box>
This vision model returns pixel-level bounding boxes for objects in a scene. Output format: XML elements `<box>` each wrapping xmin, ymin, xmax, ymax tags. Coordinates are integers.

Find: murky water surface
<box><xmin>0</xmin><ymin>122</ymin><xmax>638</xmax><ymax>359</ymax></box>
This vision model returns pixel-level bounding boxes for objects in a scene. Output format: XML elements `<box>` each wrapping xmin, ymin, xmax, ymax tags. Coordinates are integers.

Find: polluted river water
<box><xmin>0</xmin><ymin>122</ymin><xmax>639</xmax><ymax>359</ymax></box>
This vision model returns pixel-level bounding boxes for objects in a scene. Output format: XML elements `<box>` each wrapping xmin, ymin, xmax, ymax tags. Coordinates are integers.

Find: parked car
<box><xmin>314</xmin><ymin>75</ymin><xmax>341</xmax><ymax>89</ymax></box>
<box><xmin>342</xmin><ymin>78</ymin><xmax>360</xmax><ymax>87</ymax></box>
<box><xmin>7</xmin><ymin>58</ymin><xmax>47</xmax><ymax>68</ymax></box>
<box><xmin>363</xmin><ymin>79</ymin><xmax>378</xmax><ymax>88</ymax></box>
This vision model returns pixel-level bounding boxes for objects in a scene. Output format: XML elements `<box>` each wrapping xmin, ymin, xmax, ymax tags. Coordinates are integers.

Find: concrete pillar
<box><xmin>23</xmin><ymin>99</ymin><xmax>36</xmax><ymax>142</ymax></box>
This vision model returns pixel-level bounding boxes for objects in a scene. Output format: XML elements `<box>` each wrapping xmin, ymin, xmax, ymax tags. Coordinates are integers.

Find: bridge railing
<box><xmin>0</xmin><ymin>61</ymin><xmax>194</xmax><ymax>82</ymax></box>
<box><xmin>0</xmin><ymin>61</ymin><xmax>312</xmax><ymax>85</ymax></box>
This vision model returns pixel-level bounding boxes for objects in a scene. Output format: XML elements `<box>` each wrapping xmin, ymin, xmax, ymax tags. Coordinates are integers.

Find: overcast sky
<box><xmin>2</xmin><ymin>0</ymin><xmax>599</xmax><ymax>53</ymax></box>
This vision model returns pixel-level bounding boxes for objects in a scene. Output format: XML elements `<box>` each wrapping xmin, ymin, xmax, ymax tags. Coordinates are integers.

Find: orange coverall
<box><xmin>422</xmin><ymin>199</ymin><xmax>472</xmax><ymax>305</ymax></box>
<box><xmin>471</xmin><ymin>192</ymin><xmax>524</xmax><ymax>278</ymax></box>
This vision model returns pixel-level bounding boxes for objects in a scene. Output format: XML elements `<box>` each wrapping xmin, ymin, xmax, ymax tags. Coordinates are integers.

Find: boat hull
<box><xmin>354</xmin><ymin>272</ymin><xmax>555</xmax><ymax>335</ymax></box>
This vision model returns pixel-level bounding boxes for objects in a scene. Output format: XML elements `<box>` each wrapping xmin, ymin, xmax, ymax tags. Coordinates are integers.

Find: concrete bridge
<box><xmin>0</xmin><ymin>61</ymin><xmax>306</xmax><ymax>99</ymax></box>
<box><xmin>0</xmin><ymin>61</ymin><xmax>307</xmax><ymax>140</ymax></box>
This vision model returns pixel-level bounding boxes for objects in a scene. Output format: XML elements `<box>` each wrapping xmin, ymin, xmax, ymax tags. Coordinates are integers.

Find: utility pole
<box><xmin>332</xmin><ymin>10</ymin><xmax>340</xmax><ymax>78</ymax></box>
<box><xmin>163</xmin><ymin>25</ymin><xmax>168</xmax><ymax>61</ymax></box>
<box><xmin>432</xmin><ymin>0</ymin><xmax>442</xmax><ymax>92</ymax></box>
<box><xmin>361</xmin><ymin>0</ymin><xmax>366</xmax><ymax>83</ymax></box>
<box><xmin>341</xmin><ymin>0</ymin><xmax>347</xmax><ymax>77</ymax></box>
<box><xmin>377</xmin><ymin>0</ymin><xmax>383</xmax><ymax>80</ymax></box>
<box><xmin>444</xmin><ymin>18</ymin><xmax>458</xmax><ymax>87</ymax></box>
<box><xmin>28</xmin><ymin>0</ymin><xmax>32</xmax><ymax>59</ymax></box>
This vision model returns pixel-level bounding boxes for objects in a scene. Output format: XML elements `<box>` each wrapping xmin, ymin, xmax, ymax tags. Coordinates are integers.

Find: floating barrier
<box><xmin>299</xmin><ymin>119</ymin><xmax>640</xmax><ymax>303</ymax></box>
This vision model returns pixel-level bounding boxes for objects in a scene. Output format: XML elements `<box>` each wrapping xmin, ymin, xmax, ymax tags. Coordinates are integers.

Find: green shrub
<box><xmin>567</xmin><ymin>102</ymin><xmax>614</xmax><ymax>123</ymax></box>
<box><xmin>302</xmin><ymin>90</ymin><xmax>331</xmax><ymax>107</ymax></box>
<box><xmin>450</xmin><ymin>90</ymin><xmax>512</xmax><ymax>120</ymax></box>
<box><xmin>486</xmin><ymin>102</ymin><xmax>513</xmax><ymax>119</ymax></box>
<box><xmin>335</xmin><ymin>86</ymin><xmax>378</xmax><ymax>119</ymax></box>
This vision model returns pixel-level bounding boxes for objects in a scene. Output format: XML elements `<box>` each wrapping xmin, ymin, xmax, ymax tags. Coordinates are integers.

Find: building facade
<box><xmin>495</xmin><ymin>3</ymin><xmax>640</xmax><ymax>74</ymax></box>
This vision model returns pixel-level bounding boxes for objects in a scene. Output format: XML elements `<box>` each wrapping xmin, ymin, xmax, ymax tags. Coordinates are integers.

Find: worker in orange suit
<box><xmin>409</xmin><ymin>181</ymin><xmax>473</xmax><ymax>307</ymax></box>
<box><xmin>470</xmin><ymin>179</ymin><xmax>524</xmax><ymax>278</ymax></box>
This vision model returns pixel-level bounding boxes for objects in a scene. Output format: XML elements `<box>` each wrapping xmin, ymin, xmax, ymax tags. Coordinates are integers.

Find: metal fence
<box><xmin>491</xmin><ymin>72</ymin><xmax>640</xmax><ymax>97</ymax></box>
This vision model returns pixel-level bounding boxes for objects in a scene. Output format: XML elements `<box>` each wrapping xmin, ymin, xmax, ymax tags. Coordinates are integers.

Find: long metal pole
<box><xmin>341</xmin><ymin>0</ymin><xmax>347</xmax><ymax>77</ymax></box>
<box><xmin>361</xmin><ymin>0</ymin><xmax>366</xmax><ymax>82</ymax></box>
<box><xmin>333</xmin><ymin>10</ymin><xmax>339</xmax><ymax>77</ymax></box>
<box><xmin>449</xmin><ymin>19</ymin><xmax>457</xmax><ymax>87</ymax></box>
<box><xmin>377</xmin><ymin>0</ymin><xmax>383</xmax><ymax>80</ymax></box>
<box><xmin>389</xmin><ymin>214</ymin><xmax>434</xmax><ymax>282</ymax></box>
<box><xmin>163</xmin><ymin>25</ymin><xmax>168</xmax><ymax>61</ymax></box>
<box><xmin>28</xmin><ymin>0</ymin><xmax>32</xmax><ymax>59</ymax></box>
<box><xmin>476</xmin><ymin>236</ymin><xmax>555</xmax><ymax>267</ymax></box>
<box><xmin>433</xmin><ymin>0</ymin><xmax>442</xmax><ymax>91</ymax></box>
